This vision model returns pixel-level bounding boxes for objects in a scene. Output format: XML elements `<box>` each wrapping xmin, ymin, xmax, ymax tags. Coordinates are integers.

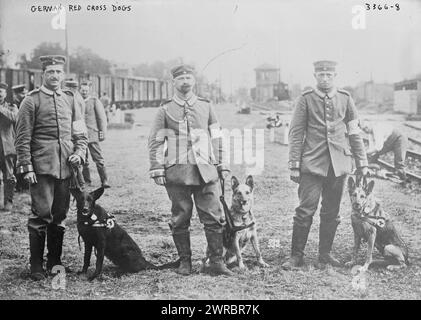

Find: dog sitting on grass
<box><xmin>202</xmin><ymin>176</ymin><xmax>268</xmax><ymax>271</ymax></box>
<box><xmin>71</xmin><ymin>187</ymin><xmax>179</xmax><ymax>280</ymax></box>
<box><xmin>345</xmin><ymin>176</ymin><xmax>409</xmax><ymax>272</ymax></box>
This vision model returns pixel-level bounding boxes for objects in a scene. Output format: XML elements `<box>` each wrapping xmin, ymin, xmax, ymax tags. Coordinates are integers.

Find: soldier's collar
<box><xmin>40</xmin><ymin>85</ymin><xmax>63</xmax><ymax>96</ymax></box>
<box><xmin>173</xmin><ymin>93</ymin><xmax>198</xmax><ymax>107</ymax></box>
<box><xmin>314</xmin><ymin>87</ymin><xmax>337</xmax><ymax>99</ymax></box>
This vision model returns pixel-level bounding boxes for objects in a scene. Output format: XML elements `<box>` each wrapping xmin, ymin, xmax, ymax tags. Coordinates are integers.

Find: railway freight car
<box><xmin>0</xmin><ymin>67</ymin><xmax>173</xmax><ymax>109</ymax></box>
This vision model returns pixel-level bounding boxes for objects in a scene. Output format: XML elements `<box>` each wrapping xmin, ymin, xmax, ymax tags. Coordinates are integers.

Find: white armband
<box><xmin>72</xmin><ymin>120</ymin><xmax>87</xmax><ymax>135</ymax></box>
<box><xmin>347</xmin><ymin>119</ymin><xmax>360</xmax><ymax>135</ymax></box>
<box><xmin>209</xmin><ymin>122</ymin><xmax>223</xmax><ymax>139</ymax></box>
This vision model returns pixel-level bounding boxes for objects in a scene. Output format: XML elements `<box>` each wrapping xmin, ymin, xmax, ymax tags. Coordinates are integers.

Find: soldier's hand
<box><xmin>290</xmin><ymin>169</ymin><xmax>301</xmax><ymax>184</ymax></box>
<box><xmin>24</xmin><ymin>172</ymin><xmax>37</xmax><ymax>185</ymax></box>
<box><xmin>219</xmin><ymin>170</ymin><xmax>230</xmax><ymax>181</ymax></box>
<box><xmin>154</xmin><ymin>176</ymin><xmax>166</xmax><ymax>186</ymax></box>
<box><xmin>68</xmin><ymin>154</ymin><xmax>82</xmax><ymax>166</ymax></box>
<box><xmin>98</xmin><ymin>131</ymin><xmax>105</xmax><ymax>142</ymax></box>
<box><xmin>358</xmin><ymin>166</ymin><xmax>369</xmax><ymax>176</ymax></box>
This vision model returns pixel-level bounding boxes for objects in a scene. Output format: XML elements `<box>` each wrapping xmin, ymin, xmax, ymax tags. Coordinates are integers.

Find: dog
<box><xmin>203</xmin><ymin>175</ymin><xmax>268</xmax><ymax>270</ymax></box>
<box><xmin>345</xmin><ymin>176</ymin><xmax>409</xmax><ymax>272</ymax></box>
<box><xmin>71</xmin><ymin>187</ymin><xmax>179</xmax><ymax>280</ymax></box>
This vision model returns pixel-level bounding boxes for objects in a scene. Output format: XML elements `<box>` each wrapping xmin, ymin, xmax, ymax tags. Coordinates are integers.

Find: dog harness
<box><xmin>360</xmin><ymin>203</ymin><xmax>387</xmax><ymax>229</ymax></box>
<box><xmin>219</xmin><ymin>178</ymin><xmax>255</xmax><ymax>247</ymax></box>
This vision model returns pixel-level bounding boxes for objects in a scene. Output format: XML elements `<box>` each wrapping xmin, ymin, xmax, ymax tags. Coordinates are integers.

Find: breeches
<box><xmin>28</xmin><ymin>175</ymin><xmax>70</xmax><ymax>234</ymax></box>
<box><xmin>165</xmin><ymin>179</ymin><xmax>224</xmax><ymax>234</ymax></box>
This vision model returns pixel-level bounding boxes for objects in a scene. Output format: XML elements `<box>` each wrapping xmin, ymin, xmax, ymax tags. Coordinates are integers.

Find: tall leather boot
<box><xmin>29</xmin><ymin>230</ymin><xmax>46</xmax><ymax>281</ymax></box>
<box><xmin>204</xmin><ymin>229</ymin><xmax>234</xmax><ymax>276</ymax></box>
<box><xmin>97</xmin><ymin>165</ymin><xmax>110</xmax><ymax>188</ymax></box>
<box><xmin>318</xmin><ymin>220</ymin><xmax>341</xmax><ymax>267</ymax></box>
<box><xmin>46</xmin><ymin>224</ymin><xmax>65</xmax><ymax>272</ymax></box>
<box><xmin>3</xmin><ymin>179</ymin><xmax>16</xmax><ymax>212</ymax></box>
<box><xmin>172</xmin><ymin>232</ymin><xmax>192</xmax><ymax>275</ymax></box>
<box><xmin>281</xmin><ymin>223</ymin><xmax>311</xmax><ymax>270</ymax></box>
<box><xmin>82</xmin><ymin>165</ymin><xmax>92</xmax><ymax>186</ymax></box>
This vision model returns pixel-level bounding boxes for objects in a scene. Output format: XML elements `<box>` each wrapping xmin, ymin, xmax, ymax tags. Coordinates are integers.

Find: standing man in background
<box><xmin>79</xmin><ymin>81</ymin><xmax>110</xmax><ymax>188</ymax></box>
<box><xmin>0</xmin><ymin>82</ymin><xmax>18</xmax><ymax>212</ymax></box>
<box><xmin>12</xmin><ymin>84</ymin><xmax>28</xmax><ymax>108</ymax></box>
<box><xmin>283</xmin><ymin>60</ymin><xmax>368</xmax><ymax>270</ymax></box>
<box><xmin>12</xmin><ymin>85</ymin><xmax>29</xmax><ymax>193</ymax></box>
<box><xmin>15</xmin><ymin>55</ymin><xmax>87</xmax><ymax>280</ymax></box>
<box><xmin>100</xmin><ymin>92</ymin><xmax>111</xmax><ymax>123</ymax></box>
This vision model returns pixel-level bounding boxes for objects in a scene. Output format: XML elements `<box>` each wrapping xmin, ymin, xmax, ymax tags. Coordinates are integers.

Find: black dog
<box><xmin>71</xmin><ymin>187</ymin><xmax>178</xmax><ymax>280</ymax></box>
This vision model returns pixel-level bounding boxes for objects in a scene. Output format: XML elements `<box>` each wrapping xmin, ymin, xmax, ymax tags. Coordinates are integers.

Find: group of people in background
<box><xmin>0</xmin><ymin>59</ymin><xmax>110</xmax><ymax>216</ymax></box>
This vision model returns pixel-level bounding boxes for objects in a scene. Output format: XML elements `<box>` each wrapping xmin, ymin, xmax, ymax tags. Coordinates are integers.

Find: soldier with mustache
<box><xmin>148</xmin><ymin>65</ymin><xmax>233</xmax><ymax>276</ymax></box>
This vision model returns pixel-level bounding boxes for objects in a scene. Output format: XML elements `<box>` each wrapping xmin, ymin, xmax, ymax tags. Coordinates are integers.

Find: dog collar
<box><xmin>84</xmin><ymin>216</ymin><xmax>115</xmax><ymax>229</ymax></box>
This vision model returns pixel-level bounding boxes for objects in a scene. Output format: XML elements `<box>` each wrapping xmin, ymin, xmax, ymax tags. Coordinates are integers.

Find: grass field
<box><xmin>1</xmin><ymin>103</ymin><xmax>420</xmax><ymax>300</ymax></box>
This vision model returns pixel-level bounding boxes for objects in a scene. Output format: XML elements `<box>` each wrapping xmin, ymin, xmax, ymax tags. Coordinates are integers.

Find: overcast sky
<box><xmin>1</xmin><ymin>0</ymin><xmax>421</xmax><ymax>93</ymax></box>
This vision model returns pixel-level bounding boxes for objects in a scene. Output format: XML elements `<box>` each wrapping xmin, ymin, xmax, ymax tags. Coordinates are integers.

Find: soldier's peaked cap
<box><xmin>12</xmin><ymin>84</ymin><xmax>26</xmax><ymax>93</ymax></box>
<box><xmin>171</xmin><ymin>64</ymin><xmax>195</xmax><ymax>78</ymax></box>
<box><xmin>39</xmin><ymin>55</ymin><xmax>66</xmax><ymax>69</ymax></box>
<box><xmin>0</xmin><ymin>82</ymin><xmax>8</xmax><ymax>90</ymax></box>
<box><xmin>313</xmin><ymin>60</ymin><xmax>337</xmax><ymax>72</ymax></box>
<box><xmin>64</xmin><ymin>78</ymin><xmax>79</xmax><ymax>88</ymax></box>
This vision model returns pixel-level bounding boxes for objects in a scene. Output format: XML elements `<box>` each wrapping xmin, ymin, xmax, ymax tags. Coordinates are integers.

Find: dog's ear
<box><xmin>70</xmin><ymin>188</ymin><xmax>82</xmax><ymax>201</ymax></box>
<box><xmin>347</xmin><ymin>176</ymin><xmax>355</xmax><ymax>193</ymax></box>
<box><xmin>90</xmin><ymin>187</ymin><xmax>105</xmax><ymax>202</ymax></box>
<box><xmin>365</xmin><ymin>180</ymin><xmax>375</xmax><ymax>195</ymax></box>
<box><xmin>231</xmin><ymin>176</ymin><xmax>239</xmax><ymax>190</ymax></box>
<box><xmin>245</xmin><ymin>175</ymin><xmax>254</xmax><ymax>190</ymax></box>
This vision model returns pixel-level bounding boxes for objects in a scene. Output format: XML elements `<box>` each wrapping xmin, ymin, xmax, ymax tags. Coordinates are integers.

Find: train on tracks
<box><xmin>0</xmin><ymin>67</ymin><xmax>221</xmax><ymax>110</ymax></box>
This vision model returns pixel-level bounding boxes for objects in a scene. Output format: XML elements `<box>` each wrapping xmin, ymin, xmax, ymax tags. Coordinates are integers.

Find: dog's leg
<box><xmin>345</xmin><ymin>233</ymin><xmax>362</xmax><ymax>268</ymax></box>
<box><xmin>89</xmin><ymin>235</ymin><xmax>106</xmax><ymax>281</ymax></box>
<box><xmin>78</xmin><ymin>241</ymin><xmax>93</xmax><ymax>274</ymax></box>
<box><xmin>384</xmin><ymin>244</ymin><xmax>407</xmax><ymax>271</ymax></box>
<box><xmin>234</xmin><ymin>234</ymin><xmax>246</xmax><ymax>270</ymax></box>
<box><xmin>360</xmin><ymin>229</ymin><xmax>376</xmax><ymax>273</ymax></box>
<box><xmin>250</xmin><ymin>233</ymin><xmax>269</xmax><ymax>267</ymax></box>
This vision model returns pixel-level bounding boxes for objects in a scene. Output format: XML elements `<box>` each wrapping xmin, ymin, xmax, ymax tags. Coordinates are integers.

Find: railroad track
<box><xmin>376</xmin><ymin>149</ymin><xmax>421</xmax><ymax>184</ymax></box>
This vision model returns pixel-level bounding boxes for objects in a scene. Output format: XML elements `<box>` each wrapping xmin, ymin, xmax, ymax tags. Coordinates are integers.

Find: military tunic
<box><xmin>83</xmin><ymin>96</ymin><xmax>107</xmax><ymax>171</ymax></box>
<box><xmin>288</xmin><ymin>87</ymin><xmax>368</xmax><ymax>227</ymax></box>
<box><xmin>0</xmin><ymin>101</ymin><xmax>18</xmax><ymax>182</ymax></box>
<box><xmin>15</xmin><ymin>85</ymin><xmax>87</xmax><ymax>232</ymax></box>
<box><xmin>148</xmin><ymin>94</ymin><xmax>228</xmax><ymax>234</ymax></box>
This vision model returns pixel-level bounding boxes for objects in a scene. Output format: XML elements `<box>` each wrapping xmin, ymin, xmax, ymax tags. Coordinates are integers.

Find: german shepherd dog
<box><xmin>71</xmin><ymin>187</ymin><xmax>179</xmax><ymax>280</ymax></box>
<box><xmin>345</xmin><ymin>176</ymin><xmax>409</xmax><ymax>272</ymax></box>
<box><xmin>203</xmin><ymin>176</ymin><xmax>268</xmax><ymax>270</ymax></box>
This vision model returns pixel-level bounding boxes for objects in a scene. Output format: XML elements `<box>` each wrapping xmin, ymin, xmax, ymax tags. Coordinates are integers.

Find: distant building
<box><xmin>353</xmin><ymin>80</ymin><xmax>393</xmax><ymax>103</ymax></box>
<box><xmin>252</xmin><ymin>64</ymin><xmax>289</xmax><ymax>102</ymax></box>
<box><xmin>393</xmin><ymin>79</ymin><xmax>421</xmax><ymax>114</ymax></box>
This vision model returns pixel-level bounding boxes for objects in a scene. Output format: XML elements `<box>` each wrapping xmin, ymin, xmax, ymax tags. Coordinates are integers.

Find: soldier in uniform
<box><xmin>12</xmin><ymin>84</ymin><xmax>28</xmax><ymax>108</ymax></box>
<box><xmin>282</xmin><ymin>61</ymin><xmax>368</xmax><ymax>270</ymax></box>
<box><xmin>0</xmin><ymin>82</ymin><xmax>18</xmax><ymax>212</ymax></box>
<box><xmin>79</xmin><ymin>81</ymin><xmax>109</xmax><ymax>188</ymax></box>
<box><xmin>64</xmin><ymin>78</ymin><xmax>85</xmax><ymax>115</ymax></box>
<box><xmin>148</xmin><ymin>64</ymin><xmax>233</xmax><ymax>276</ymax></box>
<box><xmin>15</xmin><ymin>55</ymin><xmax>87</xmax><ymax>281</ymax></box>
<box><xmin>99</xmin><ymin>92</ymin><xmax>111</xmax><ymax>123</ymax></box>
<box><xmin>12</xmin><ymin>84</ymin><xmax>29</xmax><ymax>193</ymax></box>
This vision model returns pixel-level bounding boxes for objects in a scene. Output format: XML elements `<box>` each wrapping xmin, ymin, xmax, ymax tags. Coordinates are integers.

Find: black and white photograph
<box><xmin>0</xmin><ymin>0</ymin><xmax>420</xmax><ymax>304</ymax></box>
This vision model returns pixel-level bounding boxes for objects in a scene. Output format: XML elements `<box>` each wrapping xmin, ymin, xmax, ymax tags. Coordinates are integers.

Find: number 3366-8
<box><xmin>365</xmin><ymin>3</ymin><xmax>400</xmax><ymax>11</ymax></box>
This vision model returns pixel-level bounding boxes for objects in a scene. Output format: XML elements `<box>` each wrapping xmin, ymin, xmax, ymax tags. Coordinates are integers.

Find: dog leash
<box><xmin>219</xmin><ymin>178</ymin><xmax>234</xmax><ymax>230</ymax></box>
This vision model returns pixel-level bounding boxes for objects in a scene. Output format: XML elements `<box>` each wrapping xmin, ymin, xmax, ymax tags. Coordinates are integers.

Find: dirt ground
<box><xmin>1</xmin><ymin>103</ymin><xmax>420</xmax><ymax>300</ymax></box>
